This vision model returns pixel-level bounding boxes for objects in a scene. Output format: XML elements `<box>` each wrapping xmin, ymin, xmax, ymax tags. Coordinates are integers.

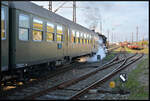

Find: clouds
<box><xmin>31</xmin><ymin>1</ymin><xmax>149</xmax><ymax>42</ymax></box>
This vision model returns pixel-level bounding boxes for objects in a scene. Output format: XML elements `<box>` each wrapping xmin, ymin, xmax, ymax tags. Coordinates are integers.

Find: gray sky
<box><xmin>31</xmin><ymin>1</ymin><xmax>149</xmax><ymax>42</ymax></box>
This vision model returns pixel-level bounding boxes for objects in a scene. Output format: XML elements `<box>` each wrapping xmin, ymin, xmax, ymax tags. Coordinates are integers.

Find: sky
<box><xmin>31</xmin><ymin>1</ymin><xmax>149</xmax><ymax>43</ymax></box>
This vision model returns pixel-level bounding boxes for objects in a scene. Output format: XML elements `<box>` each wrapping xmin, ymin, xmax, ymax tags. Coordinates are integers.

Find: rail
<box><xmin>69</xmin><ymin>53</ymin><xmax>143</xmax><ymax>100</ymax></box>
<box><xmin>23</xmin><ymin>53</ymin><xmax>138</xmax><ymax>100</ymax></box>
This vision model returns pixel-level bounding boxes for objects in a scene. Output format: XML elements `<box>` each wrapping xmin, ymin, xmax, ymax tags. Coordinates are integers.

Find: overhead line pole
<box><xmin>52</xmin><ymin>1</ymin><xmax>77</xmax><ymax>23</ymax></box>
<box><xmin>73</xmin><ymin>1</ymin><xmax>76</xmax><ymax>23</ymax></box>
<box><xmin>107</xmin><ymin>29</ymin><xmax>109</xmax><ymax>48</ymax></box>
<box><xmin>48</xmin><ymin>1</ymin><xmax>52</xmax><ymax>11</ymax></box>
<box><xmin>107</xmin><ymin>30</ymin><xmax>109</xmax><ymax>42</ymax></box>
<box><xmin>54</xmin><ymin>2</ymin><xmax>66</xmax><ymax>13</ymax></box>
<box><xmin>99</xmin><ymin>20</ymin><xmax>102</xmax><ymax>34</ymax></box>
<box><xmin>114</xmin><ymin>33</ymin><xmax>115</xmax><ymax>43</ymax></box>
<box><xmin>132</xmin><ymin>32</ymin><xmax>133</xmax><ymax>43</ymax></box>
<box><xmin>112</xmin><ymin>32</ymin><xmax>113</xmax><ymax>43</ymax></box>
<box><xmin>136</xmin><ymin>26</ymin><xmax>138</xmax><ymax>42</ymax></box>
<box><xmin>100</xmin><ymin>14</ymin><xmax>102</xmax><ymax>34</ymax></box>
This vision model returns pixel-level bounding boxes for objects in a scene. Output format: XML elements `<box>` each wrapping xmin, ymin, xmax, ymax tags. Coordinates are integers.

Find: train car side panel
<box><xmin>1</xmin><ymin>2</ymin><xmax>9</xmax><ymax>71</ymax></box>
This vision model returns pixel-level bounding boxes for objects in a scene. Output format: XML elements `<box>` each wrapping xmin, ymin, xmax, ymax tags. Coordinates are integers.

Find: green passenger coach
<box><xmin>1</xmin><ymin>1</ymin><xmax>99</xmax><ymax>79</ymax></box>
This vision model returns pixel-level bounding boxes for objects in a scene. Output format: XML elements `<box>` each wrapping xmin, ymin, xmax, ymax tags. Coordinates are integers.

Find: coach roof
<box><xmin>2</xmin><ymin>1</ymin><xmax>9</xmax><ymax>6</ymax></box>
<box><xmin>8</xmin><ymin>1</ymin><xmax>95</xmax><ymax>34</ymax></box>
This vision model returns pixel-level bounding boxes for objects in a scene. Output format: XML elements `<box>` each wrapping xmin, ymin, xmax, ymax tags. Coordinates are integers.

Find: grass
<box><xmin>103</xmin><ymin>52</ymin><xmax>115</xmax><ymax>61</ymax></box>
<box><xmin>111</xmin><ymin>45</ymin><xmax>149</xmax><ymax>54</ymax></box>
<box><xmin>126</xmin><ymin>56</ymin><xmax>149</xmax><ymax>100</ymax></box>
<box><xmin>124</xmin><ymin>46</ymin><xmax>149</xmax><ymax>54</ymax></box>
<box><xmin>114</xmin><ymin>55</ymin><xmax>149</xmax><ymax>100</ymax></box>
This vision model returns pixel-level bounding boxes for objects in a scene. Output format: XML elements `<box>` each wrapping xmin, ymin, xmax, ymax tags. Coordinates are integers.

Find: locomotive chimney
<box><xmin>91</xmin><ymin>29</ymin><xmax>95</xmax><ymax>32</ymax></box>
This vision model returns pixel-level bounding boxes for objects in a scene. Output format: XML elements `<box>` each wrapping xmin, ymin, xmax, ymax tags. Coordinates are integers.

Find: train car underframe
<box><xmin>1</xmin><ymin>52</ymin><xmax>94</xmax><ymax>83</ymax></box>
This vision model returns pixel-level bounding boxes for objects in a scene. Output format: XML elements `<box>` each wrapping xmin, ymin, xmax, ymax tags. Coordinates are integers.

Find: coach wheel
<box><xmin>47</xmin><ymin>62</ymin><xmax>51</xmax><ymax>71</ymax></box>
<box><xmin>18</xmin><ymin>69</ymin><xmax>27</xmax><ymax>82</ymax></box>
<box><xmin>67</xmin><ymin>56</ymin><xmax>71</xmax><ymax>63</ymax></box>
<box><xmin>0</xmin><ymin>75</ymin><xmax>3</xmax><ymax>81</ymax></box>
<box><xmin>68</xmin><ymin>57</ymin><xmax>72</xmax><ymax>63</ymax></box>
<box><xmin>64</xmin><ymin>56</ymin><xmax>70</xmax><ymax>63</ymax></box>
<box><xmin>49</xmin><ymin>62</ymin><xmax>56</xmax><ymax>70</ymax></box>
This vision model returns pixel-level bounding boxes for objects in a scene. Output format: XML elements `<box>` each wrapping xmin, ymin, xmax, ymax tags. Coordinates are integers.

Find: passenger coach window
<box><xmin>71</xmin><ymin>30</ymin><xmax>76</xmax><ymax>43</ymax></box>
<box><xmin>1</xmin><ymin>7</ymin><xmax>6</xmax><ymax>40</ymax></box>
<box><xmin>56</xmin><ymin>25</ymin><xmax>63</xmax><ymax>42</ymax></box>
<box><xmin>19</xmin><ymin>14</ymin><xmax>30</xmax><ymax>41</ymax></box>
<box><xmin>76</xmin><ymin>31</ymin><xmax>79</xmax><ymax>43</ymax></box>
<box><xmin>47</xmin><ymin>22</ymin><xmax>54</xmax><ymax>41</ymax></box>
<box><xmin>87</xmin><ymin>34</ymin><xmax>89</xmax><ymax>44</ymax></box>
<box><xmin>89</xmin><ymin>35</ymin><xmax>91</xmax><ymax>44</ymax></box>
<box><xmin>80</xmin><ymin>33</ymin><xmax>83</xmax><ymax>44</ymax></box>
<box><xmin>84</xmin><ymin>33</ymin><xmax>86</xmax><ymax>44</ymax></box>
<box><xmin>32</xmin><ymin>18</ymin><xmax>43</xmax><ymax>41</ymax></box>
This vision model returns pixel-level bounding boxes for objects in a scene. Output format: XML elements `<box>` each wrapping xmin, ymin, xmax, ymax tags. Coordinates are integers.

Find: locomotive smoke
<box><xmin>87</xmin><ymin>39</ymin><xmax>106</xmax><ymax>62</ymax></box>
<box><xmin>83</xmin><ymin>6</ymin><xmax>106</xmax><ymax>62</ymax></box>
<box><xmin>84</xmin><ymin>6</ymin><xmax>100</xmax><ymax>30</ymax></box>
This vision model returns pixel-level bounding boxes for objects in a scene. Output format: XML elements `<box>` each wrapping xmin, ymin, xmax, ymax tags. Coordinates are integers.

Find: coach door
<box><xmin>64</xmin><ymin>25</ymin><xmax>69</xmax><ymax>57</ymax></box>
<box><xmin>56</xmin><ymin>24</ymin><xmax>64</xmax><ymax>59</ymax></box>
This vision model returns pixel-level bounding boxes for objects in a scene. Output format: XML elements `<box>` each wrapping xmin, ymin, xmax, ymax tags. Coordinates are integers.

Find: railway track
<box><xmin>70</xmin><ymin>53</ymin><xmax>143</xmax><ymax>100</ymax></box>
<box><xmin>23</xmin><ymin>53</ymin><xmax>140</xmax><ymax>100</ymax></box>
<box><xmin>0</xmin><ymin>53</ymin><xmax>117</xmax><ymax>99</ymax></box>
<box><xmin>13</xmin><ymin>55</ymin><xmax>143</xmax><ymax>99</ymax></box>
<box><xmin>107</xmin><ymin>46</ymin><xmax>120</xmax><ymax>53</ymax></box>
<box><xmin>0</xmin><ymin>48</ymin><xmax>135</xmax><ymax>100</ymax></box>
<box><xmin>119</xmin><ymin>47</ymin><xmax>127</xmax><ymax>58</ymax></box>
<box><xmin>28</xmin><ymin>53</ymin><xmax>142</xmax><ymax>100</ymax></box>
<box><xmin>0</xmin><ymin>58</ymin><xmax>92</xmax><ymax>95</ymax></box>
